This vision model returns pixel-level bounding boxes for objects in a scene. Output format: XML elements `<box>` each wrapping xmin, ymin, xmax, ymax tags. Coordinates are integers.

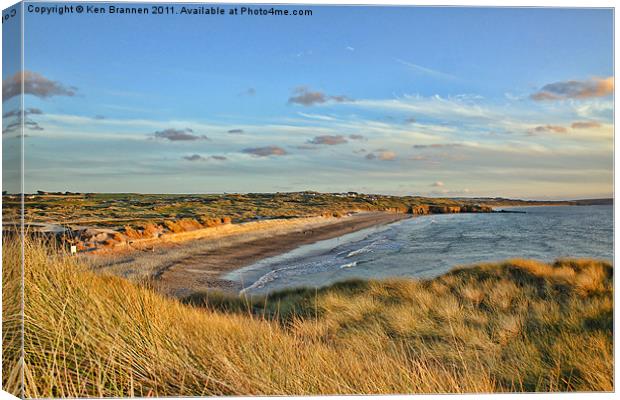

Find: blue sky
<box><xmin>2</xmin><ymin>4</ymin><xmax>614</xmax><ymax>198</ymax></box>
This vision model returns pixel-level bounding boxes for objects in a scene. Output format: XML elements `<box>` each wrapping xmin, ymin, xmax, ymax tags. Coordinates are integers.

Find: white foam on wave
<box><xmin>238</xmin><ymin>226</ymin><xmax>406</xmax><ymax>294</ymax></box>
<box><xmin>239</xmin><ymin>264</ymin><xmax>297</xmax><ymax>294</ymax></box>
<box><xmin>346</xmin><ymin>246</ymin><xmax>373</xmax><ymax>258</ymax></box>
<box><xmin>239</xmin><ymin>259</ymin><xmax>333</xmax><ymax>294</ymax></box>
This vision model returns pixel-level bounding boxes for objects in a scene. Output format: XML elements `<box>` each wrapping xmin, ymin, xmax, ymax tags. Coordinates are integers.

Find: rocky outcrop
<box><xmin>61</xmin><ymin>228</ymin><xmax>125</xmax><ymax>251</ymax></box>
<box><xmin>428</xmin><ymin>205</ymin><xmax>461</xmax><ymax>214</ymax></box>
<box><xmin>408</xmin><ymin>204</ymin><xmax>493</xmax><ymax>215</ymax></box>
<box><xmin>55</xmin><ymin>216</ymin><xmax>237</xmax><ymax>253</ymax></box>
<box><xmin>460</xmin><ymin>204</ymin><xmax>493</xmax><ymax>213</ymax></box>
<box><xmin>408</xmin><ymin>205</ymin><xmax>430</xmax><ymax>215</ymax></box>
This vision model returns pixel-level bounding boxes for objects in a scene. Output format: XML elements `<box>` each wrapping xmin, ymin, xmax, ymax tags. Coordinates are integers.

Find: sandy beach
<box><xmin>89</xmin><ymin>212</ymin><xmax>410</xmax><ymax>297</ymax></box>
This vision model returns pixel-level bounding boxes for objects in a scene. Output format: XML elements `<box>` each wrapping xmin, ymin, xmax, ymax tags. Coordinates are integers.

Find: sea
<box><xmin>225</xmin><ymin>205</ymin><xmax>613</xmax><ymax>295</ymax></box>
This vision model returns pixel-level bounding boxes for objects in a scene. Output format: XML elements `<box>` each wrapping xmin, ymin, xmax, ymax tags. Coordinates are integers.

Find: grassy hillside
<box><xmin>6</xmin><ymin>191</ymin><xmax>579</xmax><ymax>229</ymax></box>
<box><xmin>4</xmin><ymin>238</ymin><xmax>613</xmax><ymax>397</ymax></box>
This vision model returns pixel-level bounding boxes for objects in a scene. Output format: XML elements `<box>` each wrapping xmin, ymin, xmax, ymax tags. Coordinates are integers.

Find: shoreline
<box><xmin>89</xmin><ymin>211</ymin><xmax>411</xmax><ymax>297</ymax></box>
<box><xmin>85</xmin><ymin>203</ymin><xmax>612</xmax><ymax>298</ymax></box>
<box><xmin>156</xmin><ymin>212</ymin><xmax>410</xmax><ymax>297</ymax></box>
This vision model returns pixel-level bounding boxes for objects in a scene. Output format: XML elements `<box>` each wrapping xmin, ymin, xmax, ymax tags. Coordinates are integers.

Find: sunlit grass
<box><xmin>4</xmin><ymin>237</ymin><xmax>613</xmax><ymax>397</ymax></box>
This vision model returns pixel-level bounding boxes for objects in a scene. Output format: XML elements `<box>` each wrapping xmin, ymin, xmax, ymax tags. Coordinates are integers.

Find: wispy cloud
<box><xmin>227</xmin><ymin>129</ymin><xmax>245</xmax><ymax>134</ymax></box>
<box><xmin>2</xmin><ymin>107</ymin><xmax>46</xmax><ymax>134</ymax></box>
<box><xmin>183</xmin><ymin>154</ymin><xmax>205</xmax><ymax>161</ymax></box>
<box><xmin>571</xmin><ymin>121</ymin><xmax>602</xmax><ymax>129</ymax></box>
<box><xmin>341</xmin><ymin>92</ymin><xmax>613</xmax><ymax>144</ymax></box>
<box><xmin>3</xmin><ymin>120</ymin><xmax>44</xmax><ymax>135</ymax></box>
<box><xmin>413</xmin><ymin>143</ymin><xmax>464</xmax><ymax>149</ymax></box>
<box><xmin>572</xmin><ymin>100</ymin><xmax>613</xmax><ymax>121</ymax></box>
<box><xmin>3</xmin><ymin>108</ymin><xmax>43</xmax><ymax>119</ymax></box>
<box><xmin>308</xmin><ymin>135</ymin><xmax>348</xmax><ymax>145</ymax></box>
<box><xmin>529</xmin><ymin>125</ymin><xmax>567</xmax><ymax>134</ymax></box>
<box><xmin>3</xmin><ymin>71</ymin><xmax>76</xmax><ymax>102</ymax></box>
<box><xmin>530</xmin><ymin>77</ymin><xmax>613</xmax><ymax>101</ymax></box>
<box><xmin>366</xmin><ymin>150</ymin><xmax>397</xmax><ymax>161</ymax></box>
<box><xmin>242</xmin><ymin>146</ymin><xmax>287</xmax><ymax>157</ymax></box>
<box><xmin>395</xmin><ymin>58</ymin><xmax>456</xmax><ymax>80</ymax></box>
<box><xmin>295</xmin><ymin>144</ymin><xmax>321</xmax><ymax>151</ymax></box>
<box><xmin>298</xmin><ymin>112</ymin><xmax>337</xmax><ymax>121</ymax></box>
<box><xmin>351</xmin><ymin>94</ymin><xmax>496</xmax><ymax>123</ymax></box>
<box><xmin>183</xmin><ymin>154</ymin><xmax>227</xmax><ymax>161</ymax></box>
<box><xmin>153</xmin><ymin>128</ymin><xmax>209</xmax><ymax>141</ymax></box>
<box><xmin>288</xmin><ymin>86</ymin><xmax>353</xmax><ymax>106</ymax></box>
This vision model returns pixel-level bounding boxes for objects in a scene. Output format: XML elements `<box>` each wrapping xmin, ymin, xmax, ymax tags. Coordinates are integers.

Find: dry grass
<box><xmin>3</xmin><ymin>238</ymin><xmax>613</xmax><ymax>397</ymax></box>
<box><xmin>2</xmin><ymin>234</ymin><xmax>23</xmax><ymax>397</ymax></box>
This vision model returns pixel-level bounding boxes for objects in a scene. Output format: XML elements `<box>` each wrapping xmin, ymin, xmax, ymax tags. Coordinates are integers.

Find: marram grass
<box><xmin>3</xmin><ymin>237</ymin><xmax>613</xmax><ymax>397</ymax></box>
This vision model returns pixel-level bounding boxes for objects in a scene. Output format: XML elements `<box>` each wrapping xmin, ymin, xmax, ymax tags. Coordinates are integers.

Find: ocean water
<box><xmin>226</xmin><ymin>205</ymin><xmax>613</xmax><ymax>295</ymax></box>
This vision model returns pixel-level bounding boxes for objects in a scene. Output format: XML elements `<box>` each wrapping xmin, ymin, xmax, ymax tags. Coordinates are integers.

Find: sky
<box><xmin>2</xmin><ymin>4</ymin><xmax>614</xmax><ymax>199</ymax></box>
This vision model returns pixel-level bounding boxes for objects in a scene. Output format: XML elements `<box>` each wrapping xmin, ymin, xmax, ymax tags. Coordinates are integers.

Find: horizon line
<box><xmin>8</xmin><ymin>190</ymin><xmax>614</xmax><ymax>203</ymax></box>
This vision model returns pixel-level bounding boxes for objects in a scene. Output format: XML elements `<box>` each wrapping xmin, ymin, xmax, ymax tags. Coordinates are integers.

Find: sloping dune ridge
<box><xmin>2</xmin><ymin>237</ymin><xmax>613</xmax><ymax>397</ymax></box>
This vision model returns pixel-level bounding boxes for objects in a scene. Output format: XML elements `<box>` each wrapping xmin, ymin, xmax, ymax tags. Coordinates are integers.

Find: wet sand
<box><xmin>154</xmin><ymin>212</ymin><xmax>410</xmax><ymax>297</ymax></box>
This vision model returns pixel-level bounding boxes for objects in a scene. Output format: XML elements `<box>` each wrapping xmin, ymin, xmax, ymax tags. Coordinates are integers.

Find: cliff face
<box><xmin>408</xmin><ymin>204</ymin><xmax>492</xmax><ymax>215</ymax></box>
<box><xmin>409</xmin><ymin>205</ymin><xmax>430</xmax><ymax>215</ymax></box>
